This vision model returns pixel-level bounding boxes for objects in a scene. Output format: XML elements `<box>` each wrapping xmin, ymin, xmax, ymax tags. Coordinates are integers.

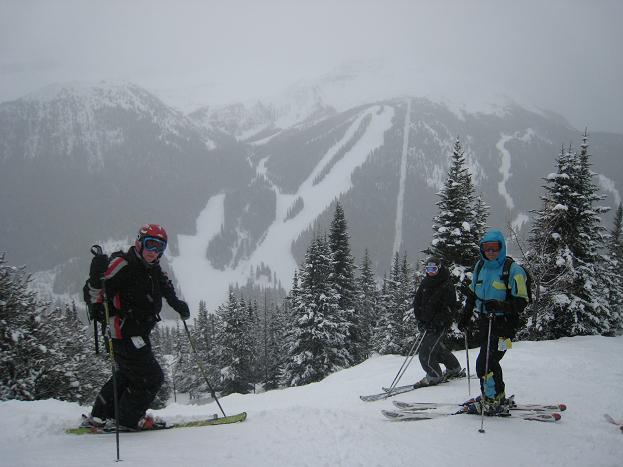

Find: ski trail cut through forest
<box><xmin>393</xmin><ymin>98</ymin><xmax>411</xmax><ymax>256</ymax></box>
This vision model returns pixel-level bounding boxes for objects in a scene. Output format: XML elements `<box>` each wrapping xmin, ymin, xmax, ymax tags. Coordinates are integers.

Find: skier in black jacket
<box><xmin>413</xmin><ymin>257</ymin><xmax>462</xmax><ymax>386</ymax></box>
<box><xmin>83</xmin><ymin>224</ymin><xmax>190</xmax><ymax>431</ymax></box>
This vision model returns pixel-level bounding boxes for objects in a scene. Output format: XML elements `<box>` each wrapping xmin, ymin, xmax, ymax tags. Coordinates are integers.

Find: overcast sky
<box><xmin>1</xmin><ymin>0</ymin><xmax>621</xmax><ymax>133</ymax></box>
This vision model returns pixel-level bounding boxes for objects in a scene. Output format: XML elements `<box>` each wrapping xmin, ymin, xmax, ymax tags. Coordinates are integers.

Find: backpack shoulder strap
<box><xmin>502</xmin><ymin>256</ymin><xmax>515</xmax><ymax>300</ymax></box>
<box><xmin>474</xmin><ymin>259</ymin><xmax>483</xmax><ymax>282</ymax></box>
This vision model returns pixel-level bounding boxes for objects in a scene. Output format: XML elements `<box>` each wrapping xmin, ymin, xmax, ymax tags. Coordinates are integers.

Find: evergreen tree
<box><xmin>372</xmin><ymin>254</ymin><xmax>405</xmax><ymax>354</ymax></box>
<box><xmin>526</xmin><ymin>135</ymin><xmax>611</xmax><ymax>338</ymax></box>
<box><xmin>171</xmin><ymin>322</ymin><xmax>194</xmax><ymax>398</ymax></box>
<box><xmin>0</xmin><ymin>254</ymin><xmax>107</xmax><ymax>402</ymax></box>
<box><xmin>281</xmin><ymin>236</ymin><xmax>351</xmax><ymax>386</ymax></box>
<box><xmin>149</xmin><ymin>323</ymin><xmax>172</xmax><ymax>408</ymax></box>
<box><xmin>424</xmin><ymin>137</ymin><xmax>482</xmax><ymax>268</ymax></box>
<box><xmin>605</xmin><ymin>203</ymin><xmax>623</xmax><ymax>331</ymax></box>
<box><xmin>355</xmin><ymin>249</ymin><xmax>379</xmax><ymax>359</ymax></box>
<box><xmin>423</xmin><ymin>137</ymin><xmax>488</xmax><ymax>342</ymax></box>
<box><xmin>216</xmin><ymin>291</ymin><xmax>254</xmax><ymax>395</ymax></box>
<box><xmin>397</xmin><ymin>253</ymin><xmax>417</xmax><ymax>354</ymax></box>
<box><xmin>262</xmin><ymin>300</ymin><xmax>288</xmax><ymax>390</ymax></box>
<box><xmin>328</xmin><ymin>202</ymin><xmax>360</xmax><ymax>363</ymax></box>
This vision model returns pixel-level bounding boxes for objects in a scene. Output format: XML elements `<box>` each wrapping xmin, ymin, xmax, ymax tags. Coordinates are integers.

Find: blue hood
<box><xmin>479</xmin><ymin>229</ymin><xmax>507</xmax><ymax>269</ymax></box>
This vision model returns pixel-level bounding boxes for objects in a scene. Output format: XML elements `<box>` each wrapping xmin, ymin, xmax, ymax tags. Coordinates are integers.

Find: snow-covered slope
<box><xmin>1</xmin><ymin>335</ymin><xmax>622</xmax><ymax>467</ymax></box>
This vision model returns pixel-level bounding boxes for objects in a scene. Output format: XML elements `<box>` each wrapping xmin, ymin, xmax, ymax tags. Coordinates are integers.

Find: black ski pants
<box><xmin>418</xmin><ymin>327</ymin><xmax>461</xmax><ymax>379</ymax></box>
<box><xmin>92</xmin><ymin>337</ymin><xmax>164</xmax><ymax>428</ymax></box>
<box><xmin>475</xmin><ymin>323</ymin><xmax>506</xmax><ymax>399</ymax></box>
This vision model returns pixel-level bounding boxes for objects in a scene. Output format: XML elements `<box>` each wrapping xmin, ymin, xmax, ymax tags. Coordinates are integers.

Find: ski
<box><xmin>393</xmin><ymin>399</ymin><xmax>567</xmax><ymax>413</ymax></box>
<box><xmin>66</xmin><ymin>412</ymin><xmax>247</xmax><ymax>435</ymax></box>
<box><xmin>382</xmin><ymin>408</ymin><xmax>561</xmax><ymax>423</ymax></box>
<box><xmin>604</xmin><ymin>414</ymin><xmax>623</xmax><ymax>433</ymax></box>
<box><xmin>360</xmin><ymin>369</ymin><xmax>467</xmax><ymax>402</ymax></box>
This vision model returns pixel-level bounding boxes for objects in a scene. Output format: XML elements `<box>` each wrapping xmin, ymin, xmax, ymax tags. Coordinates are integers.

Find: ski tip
<box><xmin>558</xmin><ymin>403</ymin><xmax>567</xmax><ymax>412</ymax></box>
<box><xmin>552</xmin><ymin>412</ymin><xmax>562</xmax><ymax>421</ymax></box>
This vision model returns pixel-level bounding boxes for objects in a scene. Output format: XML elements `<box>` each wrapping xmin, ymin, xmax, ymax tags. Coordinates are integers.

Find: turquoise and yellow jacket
<box><xmin>470</xmin><ymin>229</ymin><xmax>528</xmax><ymax>316</ymax></box>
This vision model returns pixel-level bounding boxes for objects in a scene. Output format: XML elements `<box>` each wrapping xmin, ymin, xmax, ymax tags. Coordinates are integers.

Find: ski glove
<box><xmin>174</xmin><ymin>300</ymin><xmax>190</xmax><ymax>321</ymax></box>
<box><xmin>484</xmin><ymin>300</ymin><xmax>513</xmax><ymax>314</ymax></box>
<box><xmin>458</xmin><ymin>313</ymin><xmax>471</xmax><ymax>332</ymax></box>
<box><xmin>89</xmin><ymin>254</ymin><xmax>109</xmax><ymax>287</ymax></box>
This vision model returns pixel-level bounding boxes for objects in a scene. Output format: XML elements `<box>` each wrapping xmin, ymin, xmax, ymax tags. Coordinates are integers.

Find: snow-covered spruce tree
<box><xmin>423</xmin><ymin>137</ymin><xmax>488</xmax><ymax>343</ymax></box>
<box><xmin>149</xmin><ymin>323</ymin><xmax>172</xmax><ymax>409</ymax></box>
<box><xmin>171</xmin><ymin>322</ymin><xmax>195</xmax><ymax>398</ymax></box>
<box><xmin>397</xmin><ymin>254</ymin><xmax>417</xmax><ymax>354</ymax></box>
<box><xmin>217</xmin><ymin>291</ymin><xmax>254</xmax><ymax>395</ymax></box>
<box><xmin>243</xmin><ymin>298</ymin><xmax>261</xmax><ymax>389</ymax></box>
<box><xmin>260</xmin><ymin>300</ymin><xmax>288</xmax><ymax>390</ymax></box>
<box><xmin>0</xmin><ymin>255</ymin><xmax>107</xmax><ymax>402</ymax></box>
<box><xmin>189</xmin><ymin>300</ymin><xmax>221</xmax><ymax>394</ymax></box>
<box><xmin>354</xmin><ymin>249</ymin><xmax>379</xmax><ymax>359</ymax></box>
<box><xmin>471</xmin><ymin>194</ymin><xmax>490</xmax><ymax>248</ymax></box>
<box><xmin>372</xmin><ymin>253</ymin><xmax>406</xmax><ymax>354</ymax></box>
<box><xmin>328</xmin><ymin>202</ymin><xmax>360</xmax><ymax>364</ymax></box>
<box><xmin>604</xmin><ymin>204</ymin><xmax>623</xmax><ymax>332</ymax></box>
<box><xmin>281</xmin><ymin>236</ymin><xmax>351</xmax><ymax>386</ymax></box>
<box><xmin>525</xmin><ymin>135</ymin><xmax>611</xmax><ymax>338</ymax></box>
<box><xmin>424</xmin><ymin>137</ymin><xmax>483</xmax><ymax>269</ymax></box>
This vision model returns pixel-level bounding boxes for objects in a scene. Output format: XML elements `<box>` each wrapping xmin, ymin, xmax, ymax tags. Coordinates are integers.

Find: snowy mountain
<box><xmin>1</xmin><ymin>335</ymin><xmax>622</xmax><ymax>466</ymax></box>
<box><xmin>0</xmin><ymin>82</ymin><xmax>252</xmax><ymax>288</ymax></box>
<box><xmin>1</xmin><ymin>81</ymin><xmax>622</xmax><ymax>314</ymax></box>
<box><xmin>175</xmin><ymin>95</ymin><xmax>623</xmax><ymax>311</ymax></box>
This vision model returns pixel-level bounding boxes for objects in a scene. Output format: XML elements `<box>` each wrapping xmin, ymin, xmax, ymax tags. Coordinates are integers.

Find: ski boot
<box><xmin>80</xmin><ymin>414</ymin><xmax>106</xmax><ymax>429</ymax></box>
<box><xmin>415</xmin><ymin>374</ymin><xmax>443</xmax><ymax>388</ymax></box>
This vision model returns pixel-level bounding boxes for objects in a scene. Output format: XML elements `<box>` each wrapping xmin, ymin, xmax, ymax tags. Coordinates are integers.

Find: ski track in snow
<box><xmin>171</xmin><ymin>105</ymin><xmax>395</xmax><ymax>312</ymax></box>
<box><xmin>495</xmin><ymin>133</ymin><xmax>516</xmax><ymax>211</ymax></box>
<box><xmin>393</xmin><ymin>98</ymin><xmax>411</xmax><ymax>256</ymax></box>
<box><xmin>1</xmin><ymin>335</ymin><xmax>622</xmax><ymax>467</ymax></box>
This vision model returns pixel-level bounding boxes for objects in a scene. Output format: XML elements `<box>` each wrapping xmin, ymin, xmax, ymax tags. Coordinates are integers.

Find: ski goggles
<box><xmin>481</xmin><ymin>241</ymin><xmax>501</xmax><ymax>253</ymax></box>
<box><xmin>142</xmin><ymin>237</ymin><xmax>167</xmax><ymax>253</ymax></box>
<box><xmin>424</xmin><ymin>264</ymin><xmax>439</xmax><ymax>274</ymax></box>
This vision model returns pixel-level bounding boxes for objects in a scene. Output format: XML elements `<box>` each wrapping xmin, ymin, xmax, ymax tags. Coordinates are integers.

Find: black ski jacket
<box><xmin>96</xmin><ymin>247</ymin><xmax>182</xmax><ymax>339</ymax></box>
<box><xmin>413</xmin><ymin>266</ymin><xmax>456</xmax><ymax>330</ymax></box>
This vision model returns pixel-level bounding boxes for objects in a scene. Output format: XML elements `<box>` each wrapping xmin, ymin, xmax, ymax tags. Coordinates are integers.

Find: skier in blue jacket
<box><xmin>458</xmin><ymin>229</ymin><xmax>528</xmax><ymax>415</ymax></box>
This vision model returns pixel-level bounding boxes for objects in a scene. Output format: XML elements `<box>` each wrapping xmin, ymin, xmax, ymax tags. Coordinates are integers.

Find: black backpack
<box><xmin>473</xmin><ymin>256</ymin><xmax>533</xmax><ymax>303</ymax></box>
<box><xmin>82</xmin><ymin>248</ymin><xmax>125</xmax><ymax>353</ymax></box>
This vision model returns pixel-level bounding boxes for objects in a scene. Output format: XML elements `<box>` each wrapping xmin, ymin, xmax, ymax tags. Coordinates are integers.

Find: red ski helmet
<box><xmin>135</xmin><ymin>224</ymin><xmax>168</xmax><ymax>257</ymax></box>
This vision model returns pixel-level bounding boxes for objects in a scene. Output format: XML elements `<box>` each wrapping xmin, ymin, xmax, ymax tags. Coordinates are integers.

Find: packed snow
<box><xmin>1</xmin><ymin>335</ymin><xmax>622</xmax><ymax>467</ymax></box>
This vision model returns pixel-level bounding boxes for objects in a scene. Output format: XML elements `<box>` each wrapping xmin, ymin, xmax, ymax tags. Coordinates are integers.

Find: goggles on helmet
<box><xmin>425</xmin><ymin>264</ymin><xmax>439</xmax><ymax>274</ymax></box>
<box><xmin>142</xmin><ymin>236</ymin><xmax>167</xmax><ymax>253</ymax></box>
<box><xmin>481</xmin><ymin>241</ymin><xmax>501</xmax><ymax>253</ymax></box>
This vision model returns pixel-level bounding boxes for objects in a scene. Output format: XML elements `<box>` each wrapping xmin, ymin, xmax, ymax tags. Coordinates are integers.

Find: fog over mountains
<box><xmin>1</xmin><ymin>76</ymin><xmax>621</xmax><ymax>313</ymax></box>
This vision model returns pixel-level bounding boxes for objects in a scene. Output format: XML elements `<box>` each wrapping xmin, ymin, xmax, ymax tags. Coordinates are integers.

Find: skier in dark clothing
<box><xmin>83</xmin><ymin>224</ymin><xmax>190</xmax><ymax>431</ymax></box>
<box><xmin>458</xmin><ymin>229</ymin><xmax>528</xmax><ymax>415</ymax></box>
<box><xmin>413</xmin><ymin>257</ymin><xmax>463</xmax><ymax>386</ymax></box>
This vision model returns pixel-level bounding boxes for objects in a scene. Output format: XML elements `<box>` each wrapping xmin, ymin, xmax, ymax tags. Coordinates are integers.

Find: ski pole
<box><xmin>91</xmin><ymin>244</ymin><xmax>120</xmax><ymax>460</ymax></box>
<box><xmin>183</xmin><ymin>320</ymin><xmax>227</xmax><ymax>418</ymax></box>
<box><xmin>479</xmin><ymin>314</ymin><xmax>494</xmax><ymax>434</ymax></box>
<box><xmin>387</xmin><ymin>331</ymin><xmax>422</xmax><ymax>390</ymax></box>
<box><xmin>93</xmin><ymin>320</ymin><xmax>99</xmax><ymax>354</ymax></box>
<box><xmin>388</xmin><ymin>330</ymin><xmax>426</xmax><ymax>391</ymax></box>
<box><xmin>464</xmin><ymin>333</ymin><xmax>471</xmax><ymax>395</ymax></box>
<box><xmin>102</xmin><ymin>278</ymin><xmax>121</xmax><ymax>460</ymax></box>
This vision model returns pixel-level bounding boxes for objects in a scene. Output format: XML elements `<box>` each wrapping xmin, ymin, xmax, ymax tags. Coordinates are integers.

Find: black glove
<box><xmin>458</xmin><ymin>313</ymin><xmax>471</xmax><ymax>332</ymax></box>
<box><xmin>498</xmin><ymin>311</ymin><xmax>519</xmax><ymax>338</ymax></box>
<box><xmin>484</xmin><ymin>300</ymin><xmax>512</xmax><ymax>314</ymax></box>
<box><xmin>89</xmin><ymin>303</ymin><xmax>105</xmax><ymax>322</ymax></box>
<box><xmin>174</xmin><ymin>300</ymin><xmax>190</xmax><ymax>321</ymax></box>
<box><xmin>89</xmin><ymin>254</ymin><xmax>109</xmax><ymax>287</ymax></box>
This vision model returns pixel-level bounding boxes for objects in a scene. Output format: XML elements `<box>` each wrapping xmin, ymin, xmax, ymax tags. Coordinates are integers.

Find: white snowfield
<box><xmin>1</xmin><ymin>335</ymin><xmax>622</xmax><ymax>467</ymax></box>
